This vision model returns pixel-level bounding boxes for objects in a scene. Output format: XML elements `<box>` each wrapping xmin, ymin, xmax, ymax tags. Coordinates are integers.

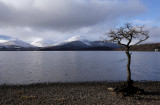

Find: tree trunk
<box><xmin>125</xmin><ymin>51</ymin><xmax>132</xmax><ymax>85</ymax></box>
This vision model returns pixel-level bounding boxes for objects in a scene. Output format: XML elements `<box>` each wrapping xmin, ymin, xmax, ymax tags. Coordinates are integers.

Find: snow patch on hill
<box><xmin>31</xmin><ymin>39</ymin><xmax>55</xmax><ymax>47</ymax></box>
<box><xmin>0</xmin><ymin>35</ymin><xmax>34</xmax><ymax>47</ymax></box>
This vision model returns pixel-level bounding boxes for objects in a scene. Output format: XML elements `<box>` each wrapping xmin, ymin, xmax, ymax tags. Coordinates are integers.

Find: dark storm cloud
<box><xmin>0</xmin><ymin>0</ymin><xmax>146</xmax><ymax>32</ymax></box>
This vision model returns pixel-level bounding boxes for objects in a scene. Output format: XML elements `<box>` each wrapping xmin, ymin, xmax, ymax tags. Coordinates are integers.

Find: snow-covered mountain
<box><xmin>53</xmin><ymin>36</ymin><xmax>89</xmax><ymax>46</ymax></box>
<box><xmin>0</xmin><ymin>35</ymin><xmax>34</xmax><ymax>48</ymax></box>
<box><xmin>31</xmin><ymin>39</ymin><xmax>55</xmax><ymax>47</ymax></box>
<box><xmin>0</xmin><ymin>35</ymin><xmax>120</xmax><ymax>51</ymax></box>
<box><xmin>54</xmin><ymin>36</ymin><xmax>119</xmax><ymax>48</ymax></box>
<box><xmin>42</xmin><ymin>36</ymin><xmax>120</xmax><ymax>50</ymax></box>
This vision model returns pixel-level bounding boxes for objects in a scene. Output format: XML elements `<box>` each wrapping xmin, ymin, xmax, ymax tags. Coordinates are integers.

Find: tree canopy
<box><xmin>108</xmin><ymin>23</ymin><xmax>149</xmax><ymax>51</ymax></box>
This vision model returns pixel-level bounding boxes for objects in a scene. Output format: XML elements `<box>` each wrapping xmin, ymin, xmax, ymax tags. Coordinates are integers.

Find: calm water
<box><xmin>0</xmin><ymin>51</ymin><xmax>159</xmax><ymax>85</ymax></box>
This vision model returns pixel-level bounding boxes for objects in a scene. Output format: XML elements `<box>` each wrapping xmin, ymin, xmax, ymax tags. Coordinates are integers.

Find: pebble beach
<box><xmin>0</xmin><ymin>81</ymin><xmax>160</xmax><ymax>105</ymax></box>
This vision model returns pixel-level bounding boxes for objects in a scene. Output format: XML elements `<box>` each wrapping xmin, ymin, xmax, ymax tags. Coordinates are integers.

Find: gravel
<box><xmin>0</xmin><ymin>81</ymin><xmax>160</xmax><ymax>105</ymax></box>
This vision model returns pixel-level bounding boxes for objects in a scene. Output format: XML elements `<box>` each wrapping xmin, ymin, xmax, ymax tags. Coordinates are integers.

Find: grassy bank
<box><xmin>0</xmin><ymin>81</ymin><xmax>160</xmax><ymax>105</ymax></box>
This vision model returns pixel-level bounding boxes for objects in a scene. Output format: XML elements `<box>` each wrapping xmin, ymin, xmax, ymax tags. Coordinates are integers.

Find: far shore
<box><xmin>0</xmin><ymin>81</ymin><xmax>160</xmax><ymax>105</ymax></box>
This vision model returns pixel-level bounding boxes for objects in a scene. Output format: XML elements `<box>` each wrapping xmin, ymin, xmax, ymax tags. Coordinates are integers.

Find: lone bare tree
<box><xmin>107</xmin><ymin>23</ymin><xmax>149</xmax><ymax>87</ymax></box>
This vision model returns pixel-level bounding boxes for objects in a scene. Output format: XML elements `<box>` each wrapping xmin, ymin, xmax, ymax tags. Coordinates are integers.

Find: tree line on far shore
<box><xmin>115</xmin><ymin>43</ymin><xmax>160</xmax><ymax>51</ymax></box>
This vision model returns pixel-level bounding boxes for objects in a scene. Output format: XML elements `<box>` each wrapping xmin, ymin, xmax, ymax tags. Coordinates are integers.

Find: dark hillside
<box><xmin>115</xmin><ymin>43</ymin><xmax>160</xmax><ymax>51</ymax></box>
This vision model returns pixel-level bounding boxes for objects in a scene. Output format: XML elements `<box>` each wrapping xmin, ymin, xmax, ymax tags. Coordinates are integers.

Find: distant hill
<box><xmin>40</xmin><ymin>36</ymin><xmax>120</xmax><ymax>51</ymax></box>
<box><xmin>40</xmin><ymin>40</ymin><xmax>119</xmax><ymax>51</ymax></box>
<box><xmin>31</xmin><ymin>39</ymin><xmax>55</xmax><ymax>47</ymax></box>
<box><xmin>0</xmin><ymin>35</ymin><xmax>120</xmax><ymax>51</ymax></box>
<box><xmin>1</xmin><ymin>35</ymin><xmax>159</xmax><ymax>51</ymax></box>
<box><xmin>115</xmin><ymin>43</ymin><xmax>160</xmax><ymax>51</ymax></box>
<box><xmin>0</xmin><ymin>35</ymin><xmax>36</xmax><ymax>51</ymax></box>
<box><xmin>131</xmin><ymin>43</ymin><xmax>160</xmax><ymax>51</ymax></box>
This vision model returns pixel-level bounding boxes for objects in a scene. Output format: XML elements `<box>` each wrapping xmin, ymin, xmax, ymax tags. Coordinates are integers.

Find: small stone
<box><xmin>108</xmin><ymin>87</ymin><xmax>115</xmax><ymax>91</ymax></box>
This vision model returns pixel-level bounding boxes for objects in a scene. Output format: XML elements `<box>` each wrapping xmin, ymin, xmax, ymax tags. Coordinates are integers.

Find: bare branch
<box><xmin>106</xmin><ymin>23</ymin><xmax>149</xmax><ymax>51</ymax></box>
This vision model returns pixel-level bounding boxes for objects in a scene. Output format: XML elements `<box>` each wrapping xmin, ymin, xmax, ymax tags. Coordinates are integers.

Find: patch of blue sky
<box><xmin>117</xmin><ymin>0</ymin><xmax>160</xmax><ymax>26</ymax></box>
<box><xmin>134</xmin><ymin>0</ymin><xmax>160</xmax><ymax>26</ymax></box>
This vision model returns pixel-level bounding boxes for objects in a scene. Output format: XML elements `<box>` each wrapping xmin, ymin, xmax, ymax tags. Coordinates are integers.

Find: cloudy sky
<box><xmin>0</xmin><ymin>0</ymin><xmax>160</xmax><ymax>43</ymax></box>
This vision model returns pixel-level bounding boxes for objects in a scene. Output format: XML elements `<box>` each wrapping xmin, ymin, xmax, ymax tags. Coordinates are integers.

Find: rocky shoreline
<box><xmin>0</xmin><ymin>81</ymin><xmax>160</xmax><ymax>105</ymax></box>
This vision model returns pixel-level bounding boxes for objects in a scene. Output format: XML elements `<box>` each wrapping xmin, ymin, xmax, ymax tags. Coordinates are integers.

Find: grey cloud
<box><xmin>0</xmin><ymin>0</ymin><xmax>146</xmax><ymax>32</ymax></box>
<box><xmin>148</xmin><ymin>26</ymin><xmax>160</xmax><ymax>42</ymax></box>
